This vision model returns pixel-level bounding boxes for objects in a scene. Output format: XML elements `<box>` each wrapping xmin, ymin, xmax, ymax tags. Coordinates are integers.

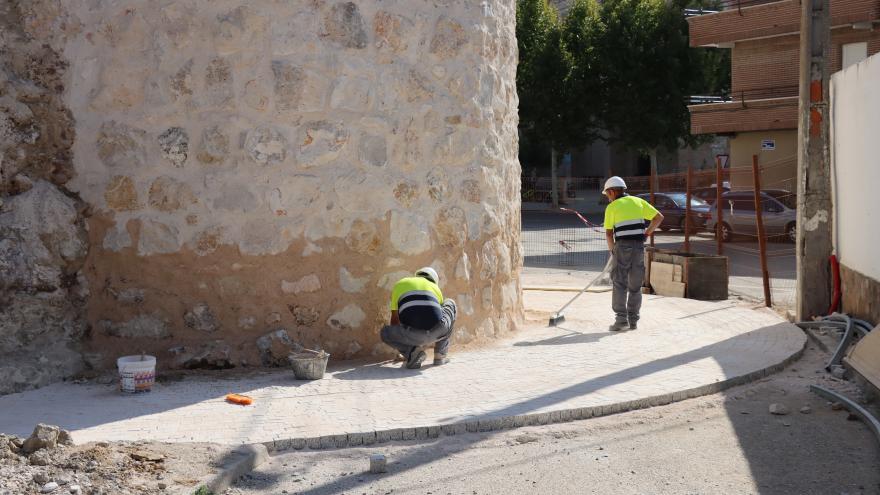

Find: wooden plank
<box><xmin>649</xmin><ymin>249</ymin><xmax>728</xmax><ymax>300</ymax></box>
<box><xmin>650</xmin><ymin>262</ymin><xmax>686</xmax><ymax>298</ymax></box>
<box><xmin>846</xmin><ymin>325</ymin><xmax>880</xmax><ymax>390</ymax></box>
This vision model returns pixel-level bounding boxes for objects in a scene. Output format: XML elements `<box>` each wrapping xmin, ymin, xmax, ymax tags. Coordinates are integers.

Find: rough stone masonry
<box><xmin>0</xmin><ymin>0</ymin><xmax>522</xmax><ymax>393</ymax></box>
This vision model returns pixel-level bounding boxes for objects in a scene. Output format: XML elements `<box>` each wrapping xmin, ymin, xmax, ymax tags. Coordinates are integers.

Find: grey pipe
<box><xmin>810</xmin><ymin>385</ymin><xmax>880</xmax><ymax>448</ymax></box>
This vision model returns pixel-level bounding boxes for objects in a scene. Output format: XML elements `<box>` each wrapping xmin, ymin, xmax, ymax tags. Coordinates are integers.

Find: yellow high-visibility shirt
<box><xmin>390</xmin><ymin>276</ymin><xmax>444</xmax><ymax>330</ymax></box>
<box><xmin>604</xmin><ymin>195</ymin><xmax>659</xmax><ymax>241</ymax></box>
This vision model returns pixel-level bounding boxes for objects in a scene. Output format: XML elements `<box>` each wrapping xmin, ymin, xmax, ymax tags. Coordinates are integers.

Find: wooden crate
<box><xmin>648</xmin><ymin>249</ymin><xmax>728</xmax><ymax>301</ymax></box>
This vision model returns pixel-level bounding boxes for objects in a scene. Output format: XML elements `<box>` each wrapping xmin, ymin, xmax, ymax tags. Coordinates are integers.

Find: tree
<box><xmin>593</xmin><ymin>0</ymin><xmax>701</xmax><ymax>156</ymax></box>
<box><xmin>517</xmin><ymin>0</ymin><xmax>602</xmax><ymax>205</ymax></box>
<box><xmin>693</xmin><ymin>46</ymin><xmax>731</xmax><ymax>97</ymax></box>
<box><xmin>516</xmin><ymin>0</ymin><xmax>732</xmax><ymax>180</ymax></box>
<box><xmin>518</xmin><ymin>1</ymin><xmax>572</xmax><ymax>148</ymax></box>
<box><xmin>559</xmin><ymin>0</ymin><xmax>604</xmax><ymax>144</ymax></box>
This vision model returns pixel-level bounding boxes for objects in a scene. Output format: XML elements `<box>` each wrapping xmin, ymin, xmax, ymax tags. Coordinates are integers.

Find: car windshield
<box><xmin>765</xmin><ymin>190</ymin><xmax>796</xmax><ymax>209</ymax></box>
<box><xmin>667</xmin><ymin>193</ymin><xmax>708</xmax><ymax>207</ymax></box>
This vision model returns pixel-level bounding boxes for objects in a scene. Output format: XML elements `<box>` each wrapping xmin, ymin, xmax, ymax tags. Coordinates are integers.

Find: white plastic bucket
<box><xmin>117</xmin><ymin>355</ymin><xmax>156</xmax><ymax>393</ymax></box>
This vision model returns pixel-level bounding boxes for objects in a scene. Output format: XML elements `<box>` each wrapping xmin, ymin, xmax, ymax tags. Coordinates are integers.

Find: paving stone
<box><xmin>332</xmin><ymin>434</ymin><xmax>347</xmax><ymax>448</ymax></box>
<box><xmin>369</xmin><ymin>453</ymin><xmax>386</xmax><ymax>474</ymax></box>
<box><xmin>0</xmin><ymin>294</ymin><xmax>805</xmax><ymax>447</ymax></box>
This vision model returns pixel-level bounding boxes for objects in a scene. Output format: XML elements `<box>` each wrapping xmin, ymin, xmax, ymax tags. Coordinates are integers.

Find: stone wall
<box><xmin>840</xmin><ymin>264</ymin><xmax>880</xmax><ymax>325</ymax></box>
<box><xmin>0</xmin><ymin>2</ymin><xmax>89</xmax><ymax>394</ymax></box>
<box><xmin>0</xmin><ymin>0</ymin><xmax>521</xmax><ymax>377</ymax></box>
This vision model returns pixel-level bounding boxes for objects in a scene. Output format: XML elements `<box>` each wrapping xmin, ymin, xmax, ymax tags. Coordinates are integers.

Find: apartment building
<box><xmin>687</xmin><ymin>0</ymin><xmax>880</xmax><ymax>189</ymax></box>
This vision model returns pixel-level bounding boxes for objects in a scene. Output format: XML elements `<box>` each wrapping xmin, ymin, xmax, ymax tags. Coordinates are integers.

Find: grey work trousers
<box><xmin>611</xmin><ymin>239</ymin><xmax>645</xmax><ymax>325</ymax></box>
<box><xmin>380</xmin><ymin>300</ymin><xmax>457</xmax><ymax>359</ymax></box>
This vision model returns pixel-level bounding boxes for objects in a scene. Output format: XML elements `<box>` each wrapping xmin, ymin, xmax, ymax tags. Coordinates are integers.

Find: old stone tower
<box><xmin>0</xmin><ymin>0</ymin><xmax>522</xmax><ymax>394</ymax></box>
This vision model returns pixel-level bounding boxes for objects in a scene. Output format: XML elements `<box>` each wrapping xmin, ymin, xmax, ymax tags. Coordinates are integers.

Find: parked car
<box><xmin>635</xmin><ymin>192</ymin><xmax>712</xmax><ymax>233</ymax></box>
<box><xmin>708</xmin><ymin>190</ymin><xmax>797</xmax><ymax>242</ymax></box>
<box><xmin>692</xmin><ymin>185</ymin><xmax>731</xmax><ymax>205</ymax></box>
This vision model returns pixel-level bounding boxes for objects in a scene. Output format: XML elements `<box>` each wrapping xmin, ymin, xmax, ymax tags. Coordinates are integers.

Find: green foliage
<box><xmin>693</xmin><ymin>47</ymin><xmax>731</xmax><ymax>96</ymax></box>
<box><xmin>516</xmin><ymin>0</ymin><xmax>732</xmax><ymax>156</ymax></box>
<box><xmin>593</xmin><ymin>0</ymin><xmax>698</xmax><ymax>153</ymax></box>
<box><xmin>516</xmin><ymin>0</ymin><xmax>600</xmax><ymax>151</ymax></box>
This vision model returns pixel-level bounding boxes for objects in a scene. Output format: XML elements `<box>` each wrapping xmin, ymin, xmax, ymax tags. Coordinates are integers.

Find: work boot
<box><xmin>406</xmin><ymin>350</ymin><xmax>426</xmax><ymax>369</ymax></box>
<box><xmin>433</xmin><ymin>354</ymin><xmax>449</xmax><ymax>366</ymax></box>
<box><xmin>609</xmin><ymin>322</ymin><xmax>628</xmax><ymax>332</ymax></box>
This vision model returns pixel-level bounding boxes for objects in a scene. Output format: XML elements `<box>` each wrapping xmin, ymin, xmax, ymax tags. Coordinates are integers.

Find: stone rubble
<box><xmin>0</xmin><ymin>423</ymin><xmax>222</xmax><ymax>495</ymax></box>
<box><xmin>256</xmin><ymin>329</ymin><xmax>299</xmax><ymax>367</ymax></box>
<box><xmin>768</xmin><ymin>403</ymin><xmax>790</xmax><ymax>415</ymax></box>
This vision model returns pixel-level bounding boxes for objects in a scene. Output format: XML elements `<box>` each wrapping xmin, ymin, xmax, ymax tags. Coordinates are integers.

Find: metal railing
<box><xmin>685</xmin><ymin>0</ymin><xmax>790</xmax><ymax>16</ymax></box>
<box><xmin>519</xmin><ymin>156</ymin><xmax>798</xmax><ymax>309</ymax></box>
<box><xmin>521</xmin><ymin>209</ymin><xmax>609</xmax><ymax>270</ymax></box>
<box><xmin>688</xmin><ymin>85</ymin><xmax>799</xmax><ymax>106</ymax></box>
<box><xmin>521</xmin><ymin>176</ymin><xmax>603</xmax><ymax>203</ymax></box>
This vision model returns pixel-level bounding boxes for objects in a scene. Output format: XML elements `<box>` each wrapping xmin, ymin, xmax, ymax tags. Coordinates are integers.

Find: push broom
<box><xmin>548</xmin><ymin>208</ymin><xmax>615</xmax><ymax>326</ymax></box>
<box><xmin>548</xmin><ymin>254</ymin><xmax>614</xmax><ymax>326</ymax></box>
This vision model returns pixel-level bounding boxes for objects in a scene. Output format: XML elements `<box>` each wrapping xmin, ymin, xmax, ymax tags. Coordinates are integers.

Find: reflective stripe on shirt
<box><xmin>613</xmin><ymin>218</ymin><xmax>647</xmax><ymax>239</ymax></box>
<box><xmin>603</xmin><ymin>195</ymin><xmax>659</xmax><ymax>243</ymax></box>
<box><xmin>390</xmin><ymin>278</ymin><xmax>445</xmax><ymax>330</ymax></box>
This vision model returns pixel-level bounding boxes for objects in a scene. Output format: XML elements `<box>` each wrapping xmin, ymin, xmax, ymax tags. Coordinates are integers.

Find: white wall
<box><xmin>831</xmin><ymin>52</ymin><xmax>880</xmax><ymax>280</ymax></box>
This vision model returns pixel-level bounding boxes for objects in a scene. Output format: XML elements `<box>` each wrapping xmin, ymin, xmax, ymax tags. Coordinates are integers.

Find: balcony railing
<box><xmin>688</xmin><ymin>85</ymin><xmax>799</xmax><ymax>105</ymax></box>
<box><xmin>686</xmin><ymin>0</ymin><xmax>787</xmax><ymax>16</ymax></box>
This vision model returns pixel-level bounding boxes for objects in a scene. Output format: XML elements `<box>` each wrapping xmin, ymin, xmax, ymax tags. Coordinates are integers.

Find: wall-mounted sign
<box><xmin>761</xmin><ymin>139</ymin><xmax>776</xmax><ymax>151</ymax></box>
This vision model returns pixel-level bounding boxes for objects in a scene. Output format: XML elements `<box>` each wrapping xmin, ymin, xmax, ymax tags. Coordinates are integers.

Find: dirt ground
<box><xmin>2</xmin><ymin>329</ymin><xmax>877</xmax><ymax>495</ymax></box>
<box><xmin>0</xmin><ymin>435</ymin><xmax>229</xmax><ymax>495</ymax></box>
<box><xmin>225</xmin><ymin>339</ymin><xmax>880</xmax><ymax>495</ymax></box>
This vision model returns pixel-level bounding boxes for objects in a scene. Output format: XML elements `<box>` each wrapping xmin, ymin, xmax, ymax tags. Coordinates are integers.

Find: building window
<box><xmin>842</xmin><ymin>42</ymin><xmax>868</xmax><ymax>69</ymax></box>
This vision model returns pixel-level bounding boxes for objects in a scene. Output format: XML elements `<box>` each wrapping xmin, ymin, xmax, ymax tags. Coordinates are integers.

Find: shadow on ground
<box><xmin>241</xmin><ymin>321</ymin><xmax>819</xmax><ymax>495</ymax></box>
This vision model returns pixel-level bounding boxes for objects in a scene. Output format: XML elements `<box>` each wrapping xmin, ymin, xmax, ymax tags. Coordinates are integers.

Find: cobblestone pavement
<box><xmin>0</xmin><ymin>292</ymin><xmax>805</xmax><ymax>448</ymax></box>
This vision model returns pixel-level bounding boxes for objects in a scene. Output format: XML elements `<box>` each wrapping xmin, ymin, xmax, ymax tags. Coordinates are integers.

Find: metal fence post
<box><xmin>752</xmin><ymin>155</ymin><xmax>772</xmax><ymax>307</ymax></box>
<box><xmin>550</xmin><ymin>146</ymin><xmax>558</xmax><ymax>208</ymax></box>
<box><xmin>649</xmin><ymin>163</ymin><xmax>656</xmax><ymax>248</ymax></box>
<box><xmin>685</xmin><ymin>164</ymin><xmax>693</xmax><ymax>253</ymax></box>
<box><xmin>716</xmin><ymin>156</ymin><xmax>724</xmax><ymax>256</ymax></box>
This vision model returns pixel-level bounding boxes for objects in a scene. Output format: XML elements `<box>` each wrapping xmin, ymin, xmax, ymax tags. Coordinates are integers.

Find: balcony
<box><xmin>687</xmin><ymin>0</ymin><xmax>880</xmax><ymax>47</ymax></box>
<box><xmin>688</xmin><ymin>86</ymin><xmax>799</xmax><ymax>134</ymax></box>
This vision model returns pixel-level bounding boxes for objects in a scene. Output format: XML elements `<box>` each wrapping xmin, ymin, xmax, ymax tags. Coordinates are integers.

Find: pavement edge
<box><xmin>263</xmin><ymin>329</ymin><xmax>808</xmax><ymax>453</ymax></box>
<box><xmin>178</xmin><ymin>443</ymin><xmax>268</xmax><ymax>495</ymax></box>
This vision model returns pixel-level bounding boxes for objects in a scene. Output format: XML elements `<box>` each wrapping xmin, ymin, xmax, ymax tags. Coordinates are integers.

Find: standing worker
<box><xmin>380</xmin><ymin>267</ymin><xmax>456</xmax><ymax>369</ymax></box>
<box><xmin>603</xmin><ymin>176</ymin><xmax>664</xmax><ymax>331</ymax></box>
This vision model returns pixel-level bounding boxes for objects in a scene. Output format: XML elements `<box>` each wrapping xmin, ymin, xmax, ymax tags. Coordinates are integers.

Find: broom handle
<box><xmin>554</xmin><ymin>256</ymin><xmax>614</xmax><ymax>316</ymax></box>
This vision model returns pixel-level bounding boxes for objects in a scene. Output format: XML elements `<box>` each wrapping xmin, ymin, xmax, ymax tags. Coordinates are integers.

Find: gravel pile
<box><xmin>0</xmin><ymin>424</ymin><xmax>188</xmax><ymax>495</ymax></box>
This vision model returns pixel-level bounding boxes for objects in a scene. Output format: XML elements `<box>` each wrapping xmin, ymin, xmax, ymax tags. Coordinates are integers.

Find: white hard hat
<box><xmin>603</xmin><ymin>176</ymin><xmax>627</xmax><ymax>193</ymax></box>
<box><xmin>415</xmin><ymin>267</ymin><xmax>439</xmax><ymax>284</ymax></box>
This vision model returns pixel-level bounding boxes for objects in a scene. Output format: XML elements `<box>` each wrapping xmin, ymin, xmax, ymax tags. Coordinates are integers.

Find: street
<box><xmin>522</xmin><ymin>210</ymin><xmax>796</xmax><ymax>308</ymax></box>
<box><xmin>226</xmin><ymin>345</ymin><xmax>879</xmax><ymax>495</ymax></box>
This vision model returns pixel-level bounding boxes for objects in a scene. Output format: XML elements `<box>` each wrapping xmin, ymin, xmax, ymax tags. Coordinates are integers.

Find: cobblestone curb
<box><xmin>264</xmin><ymin>339</ymin><xmax>806</xmax><ymax>453</ymax></box>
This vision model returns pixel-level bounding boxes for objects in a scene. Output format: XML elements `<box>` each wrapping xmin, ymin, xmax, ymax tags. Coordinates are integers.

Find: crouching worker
<box><xmin>380</xmin><ymin>267</ymin><xmax>456</xmax><ymax>369</ymax></box>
